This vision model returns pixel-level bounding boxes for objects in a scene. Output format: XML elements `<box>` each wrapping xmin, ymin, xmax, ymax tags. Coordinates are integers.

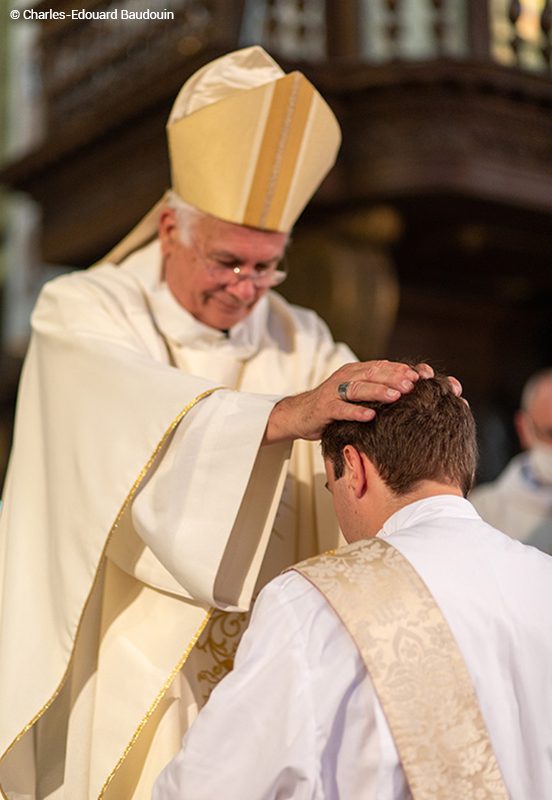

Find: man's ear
<box><xmin>159</xmin><ymin>208</ymin><xmax>179</xmax><ymax>258</ymax></box>
<box><xmin>342</xmin><ymin>445</ymin><xmax>368</xmax><ymax>499</ymax></box>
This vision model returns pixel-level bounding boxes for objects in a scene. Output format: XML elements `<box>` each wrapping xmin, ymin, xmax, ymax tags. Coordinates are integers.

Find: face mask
<box><xmin>529</xmin><ymin>443</ymin><xmax>552</xmax><ymax>486</ymax></box>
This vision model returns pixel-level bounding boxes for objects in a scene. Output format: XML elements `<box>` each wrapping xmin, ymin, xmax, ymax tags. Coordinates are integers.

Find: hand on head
<box><xmin>321</xmin><ymin>371</ymin><xmax>475</xmax><ymax>540</ymax></box>
<box><xmin>265</xmin><ymin>360</ymin><xmax>463</xmax><ymax>444</ymax></box>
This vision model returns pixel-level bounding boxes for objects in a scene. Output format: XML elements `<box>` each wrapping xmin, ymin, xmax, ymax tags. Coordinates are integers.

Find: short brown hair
<box><xmin>321</xmin><ymin>374</ymin><xmax>477</xmax><ymax>497</ymax></box>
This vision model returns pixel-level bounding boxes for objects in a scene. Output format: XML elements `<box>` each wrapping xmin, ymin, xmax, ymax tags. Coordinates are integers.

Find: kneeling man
<box><xmin>154</xmin><ymin>374</ymin><xmax>552</xmax><ymax>799</ymax></box>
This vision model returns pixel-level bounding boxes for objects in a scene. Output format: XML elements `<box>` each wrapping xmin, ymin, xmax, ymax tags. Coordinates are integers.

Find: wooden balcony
<box><xmin>1</xmin><ymin>0</ymin><xmax>246</xmax><ymax>265</ymax></box>
<box><xmin>2</xmin><ymin>0</ymin><xmax>552</xmax><ymax>266</ymax></box>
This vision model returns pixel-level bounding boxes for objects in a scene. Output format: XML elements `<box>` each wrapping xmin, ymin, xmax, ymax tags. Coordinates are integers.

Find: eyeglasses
<box><xmin>204</xmin><ymin>258</ymin><xmax>288</xmax><ymax>288</ymax></box>
<box><xmin>190</xmin><ymin>239</ymin><xmax>288</xmax><ymax>288</ymax></box>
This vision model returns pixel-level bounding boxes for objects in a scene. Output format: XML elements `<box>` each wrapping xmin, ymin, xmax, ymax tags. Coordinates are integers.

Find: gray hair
<box><xmin>520</xmin><ymin>368</ymin><xmax>552</xmax><ymax>412</ymax></box>
<box><xmin>165</xmin><ymin>190</ymin><xmax>204</xmax><ymax>245</ymax></box>
<box><xmin>165</xmin><ymin>189</ymin><xmax>293</xmax><ymax>245</ymax></box>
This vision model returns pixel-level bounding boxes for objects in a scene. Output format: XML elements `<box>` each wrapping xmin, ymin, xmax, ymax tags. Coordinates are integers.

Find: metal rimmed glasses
<box><xmin>191</xmin><ymin>239</ymin><xmax>288</xmax><ymax>289</ymax></box>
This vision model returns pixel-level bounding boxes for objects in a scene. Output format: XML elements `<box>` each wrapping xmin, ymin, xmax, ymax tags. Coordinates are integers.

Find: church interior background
<box><xmin>1</xmin><ymin>0</ymin><xmax>551</xmax><ymax>490</ymax></box>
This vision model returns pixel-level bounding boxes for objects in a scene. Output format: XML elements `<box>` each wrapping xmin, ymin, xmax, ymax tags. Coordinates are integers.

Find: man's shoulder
<box><xmin>267</xmin><ymin>292</ymin><xmax>332</xmax><ymax>337</ymax></box>
<box><xmin>256</xmin><ymin>570</ymin><xmax>341</xmax><ymax>635</ymax></box>
<box><xmin>386</xmin><ymin>501</ymin><xmax>552</xmax><ymax>597</ymax></box>
<box><xmin>35</xmin><ymin>256</ymin><xmax>151</xmax><ymax>321</ymax></box>
<box><xmin>38</xmin><ymin>261</ymin><xmax>135</xmax><ymax>301</ymax></box>
<box><xmin>30</xmin><ymin>260</ymin><xmax>154</xmax><ymax>343</ymax></box>
<box><xmin>293</xmin><ymin>539</ymin><xmax>381</xmax><ymax>574</ymax></box>
<box><xmin>266</xmin><ymin>293</ymin><xmax>356</xmax><ymax>375</ymax></box>
<box><xmin>40</xmin><ymin>239</ymin><xmax>160</xmax><ymax>301</ymax></box>
<box><xmin>259</xmin><ymin>569</ymin><xmax>323</xmax><ymax>609</ymax></box>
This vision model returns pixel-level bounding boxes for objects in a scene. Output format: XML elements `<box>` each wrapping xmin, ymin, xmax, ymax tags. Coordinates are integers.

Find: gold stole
<box><xmin>292</xmin><ymin>538</ymin><xmax>508</xmax><ymax>800</ymax></box>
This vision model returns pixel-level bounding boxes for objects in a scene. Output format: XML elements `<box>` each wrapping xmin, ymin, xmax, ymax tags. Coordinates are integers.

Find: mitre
<box><xmin>104</xmin><ymin>45</ymin><xmax>341</xmax><ymax>264</ymax></box>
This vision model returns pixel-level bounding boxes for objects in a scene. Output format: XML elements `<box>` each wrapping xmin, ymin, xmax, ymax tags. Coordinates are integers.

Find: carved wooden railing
<box><xmin>248</xmin><ymin>0</ymin><xmax>552</xmax><ymax>71</ymax></box>
<box><xmin>2</xmin><ymin>0</ymin><xmax>552</xmax><ymax>267</ymax></box>
<box><xmin>38</xmin><ymin>0</ymin><xmax>245</xmax><ymax>137</ymax></box>
<box><xmin>32</xmin><ymin>0</ymin><xmax>552</xmax><ymax>140</ymax></box>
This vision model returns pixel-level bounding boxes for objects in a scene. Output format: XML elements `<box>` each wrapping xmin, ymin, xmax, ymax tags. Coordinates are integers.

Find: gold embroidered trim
<box><xmin>98</xmin><ymin>608</ymin><xmax>214</xmax><ymax>798</ymax></box>
<box><xmin>0</xmin><ymin>386</ymin><xmax>223</xmax><ymax>798</ymax></box>
<box><xmin>195</xmin><ymin>609</ymin><xmax>250</xmax><ymax>703</ymax></box>
<box><xmin>293</xmin><ymin>539</ymin><xmax>509</xmax><ymax>800</ymax></box>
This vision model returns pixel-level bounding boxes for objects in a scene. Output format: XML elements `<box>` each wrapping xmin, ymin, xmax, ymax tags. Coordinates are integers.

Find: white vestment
<box><xmin>470</xmin><ymin>453</ymin><xmax>552</xmax><ymax>554</ymax></box>
<box><xmin>0</xmin><ymin>240</ymin><xmax>352</xmax><ymax>799</ymax></box>
<box><xmin>154</xmin><ymin>496</ymin><xmax>552</xmax><ymax>800</ymax></box>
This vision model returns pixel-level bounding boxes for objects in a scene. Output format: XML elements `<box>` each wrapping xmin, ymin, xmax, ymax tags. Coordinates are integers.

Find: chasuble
<box><xmin>0</xmin><ymin>240</ymin><xmax>351</xmax><ymax>798</ymax></box>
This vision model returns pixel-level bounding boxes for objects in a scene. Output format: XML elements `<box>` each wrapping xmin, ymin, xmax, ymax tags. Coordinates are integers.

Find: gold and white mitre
<box><xmin>105</xmin><ymin>45</ymin><xmax>341</xmax><ymax>264</ymax></box>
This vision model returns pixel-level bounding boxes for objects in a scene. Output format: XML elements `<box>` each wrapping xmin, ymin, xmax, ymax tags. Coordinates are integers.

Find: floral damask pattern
<box><xmin>194</xmin><ymin>609</ymin><xmax>250</xmax><ymax>703</ymax></box>
<box><xmin>293</xmin><ymin>539</ymin><xmax>508</xmax><ymax>800</ymax></box>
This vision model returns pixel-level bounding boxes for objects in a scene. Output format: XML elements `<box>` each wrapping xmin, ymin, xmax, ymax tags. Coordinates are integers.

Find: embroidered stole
<box><xmin>292</xmin><ymin>538</ymin><xmax>508</xmax><ymax>800</ymax></box>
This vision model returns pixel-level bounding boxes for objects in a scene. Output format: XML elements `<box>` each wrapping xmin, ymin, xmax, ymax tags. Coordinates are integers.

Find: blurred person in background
<box><xmin>470</xmin><ymin>368</ymin><xmax>552</xmax><ymax>555</ymax></box>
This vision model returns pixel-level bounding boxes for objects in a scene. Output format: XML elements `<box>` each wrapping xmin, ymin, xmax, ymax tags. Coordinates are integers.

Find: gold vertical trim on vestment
<box><xmin>98</xmin><ymin>608</ymin><xmax>214</xmax><ymax>798</ymax></box>
<box><xmin>243</xmin><ymin>73</ymin><xmax>314</xmax><ymax>230</ymax></box>
<box><xmin>293</xmin><ymin>539</ymin><xmax>509</xmax><ymax>800</ymax></box>
<box><xmin>0</xmin><ymin>387</ymin><xmax>223</xmax><ymax>799</ymax></box>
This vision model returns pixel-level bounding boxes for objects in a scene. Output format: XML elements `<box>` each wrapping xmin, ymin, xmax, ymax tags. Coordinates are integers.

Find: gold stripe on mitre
<box><xmin>243</xmin><ymin>72</ymin><xmax>314</xmax><ymax>230</ymax></box>
<box><xmin>167</xmin><ymin>72</ymin><xmax>340</xmax><ymax>233</ymax></box>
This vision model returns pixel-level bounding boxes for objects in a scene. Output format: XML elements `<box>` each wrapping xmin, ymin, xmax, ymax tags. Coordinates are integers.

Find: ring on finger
<box><xmin>337</xmin><ymin>381</ymin><xmax>351</xmax><ymax>402</ymax></box>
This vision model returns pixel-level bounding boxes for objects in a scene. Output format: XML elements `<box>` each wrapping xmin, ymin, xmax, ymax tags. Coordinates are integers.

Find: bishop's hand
<box><xmin>264</xmin><ymin>360</ymin><xmax>460</xmax><ymax>444</ymax></box>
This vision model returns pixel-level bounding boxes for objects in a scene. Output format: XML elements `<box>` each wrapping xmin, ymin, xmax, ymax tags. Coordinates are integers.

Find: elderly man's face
<box><xmin>161</xmin><ymin>210</ymin><xmax>288</xmax><ymax>330</ymax></box>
